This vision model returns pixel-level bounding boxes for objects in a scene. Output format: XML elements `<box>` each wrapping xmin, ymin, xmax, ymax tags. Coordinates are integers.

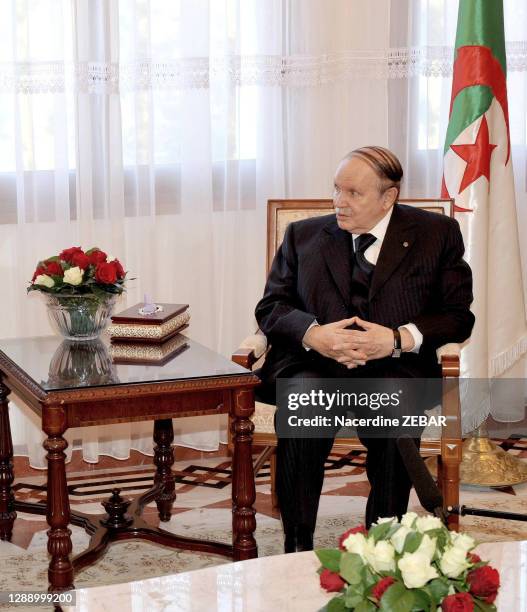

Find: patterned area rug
<box><xmin>1</xmin><ymin>440</ymin><xmax>527</xmax><ymax>611</ymax></box>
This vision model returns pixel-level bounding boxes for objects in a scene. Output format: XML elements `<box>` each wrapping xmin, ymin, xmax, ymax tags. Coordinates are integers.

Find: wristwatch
<box><xmin>391</xmin><ymin>328</ymin><xmax>402</xmax><ymax>358</ymax></box>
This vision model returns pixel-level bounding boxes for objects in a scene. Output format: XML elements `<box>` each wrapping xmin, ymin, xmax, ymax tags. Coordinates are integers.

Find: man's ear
<box><xmin>382</xmin><ymin>186</ymin><xmax>398</xmax><ymax>209</ymax></box>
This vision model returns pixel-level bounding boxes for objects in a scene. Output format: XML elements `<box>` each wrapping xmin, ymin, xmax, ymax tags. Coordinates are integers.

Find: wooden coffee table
<box><xmin>0</xmin><ymin>335</ymin><xmax>260</xmax><ymax>592</ymax></box>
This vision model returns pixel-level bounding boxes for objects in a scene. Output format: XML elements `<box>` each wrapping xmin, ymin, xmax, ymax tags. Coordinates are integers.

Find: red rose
<box><xmin>44</xmin><ymin>261</ymin><xmax>64</xmax><ymax>276</ymax></box>
<box><xmin>95</xmin><ymin>262</ymin><xmax>118</xmax><ymax>284</ymax></box>
<box><xmin>467</xmin><ymin>553</ymin><xmax>481</xmax><ymax>564</ymax></box>
<box><xmin>87</xmin><ymin>249</ymin><xmax>107</xmax><ymax>265</ymax></box>
<box><xmin>70</xmin><ymin>251</ymin><xmax>90</xmax><ymax>270</ymax></box>
<box><xmin>60</xmin><ymin>246</ymin><xmax>83</xmax><ymax>263</ymax></box>
<box><xmin>484</xmin><ymin>593</ymin><xmax>497</xmax><ymax>604</ymax></box>
<box><xmin>32</xmin><ymin>266</ymin><xmax>46</xmax><ymax>281</ymax></box>
<box><xmin>371</xmin><ymin>576</ymin><xmax>395</xmax><ymax>601</ymax></box>
<box><xmin>467</xmin><ymin>565</ymin><xmax>500</xmax><ymax>601</ymax></box>
<box><xmin>32</xmin><ymin>260</ymin><xmax>64</xmax><ymax>281</ymax></box>
<box><xmin>113</xmin><ymin>259</ymin><xmax>125</xmax><ymax>279</ymax></box>
<box><xmin>319</xmin><ymin>568</ymin><xmax>345</xmax><ymax>593</ymax></box>
<box><xmin>441</xmin><ymin>592</ymin><xmax>474</xmax><ymax>612</ymax></box>
<box><xmin>338</xmin><ymin>525</ymin><xmax>368</xmax><ymax>550</ymax></box>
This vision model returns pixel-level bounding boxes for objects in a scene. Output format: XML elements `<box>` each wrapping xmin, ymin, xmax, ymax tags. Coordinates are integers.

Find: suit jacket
<box><xmin>255</xmin><ymin>203</ymin><xmax>475</xmax><ymax>387</ymax></box>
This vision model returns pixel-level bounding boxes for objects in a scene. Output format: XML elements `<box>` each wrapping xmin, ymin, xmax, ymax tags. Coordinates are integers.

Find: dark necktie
<box><xmin>350</xmin><ymin>233</ymin><xmax>376</xmax><ymax>318</ymax></box>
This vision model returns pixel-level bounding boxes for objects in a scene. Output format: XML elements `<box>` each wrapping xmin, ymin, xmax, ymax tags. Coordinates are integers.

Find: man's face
<box><xmin>333</xmin><ymin>157</ymin><xmax>395</xmax><ymax>234</ymax></box>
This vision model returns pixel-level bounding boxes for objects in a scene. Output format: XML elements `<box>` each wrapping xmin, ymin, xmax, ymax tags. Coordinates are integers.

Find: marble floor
<box><xmin>1</xmin><ymin>438</ymin><xmax>527</xmax><ymax>609</ymax></box>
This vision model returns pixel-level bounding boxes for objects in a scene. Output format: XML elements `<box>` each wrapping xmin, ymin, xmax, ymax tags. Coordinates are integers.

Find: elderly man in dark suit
<box><xmin>255</xmin><ymin>146</ymin><xmax>474</xmax><ymax>552</ymax></box>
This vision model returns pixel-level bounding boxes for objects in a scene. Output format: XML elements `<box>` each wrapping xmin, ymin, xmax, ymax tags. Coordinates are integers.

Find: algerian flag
<box><xmin>441</xmin><ymin>0</ymin><xmax>527</xmax><ymax>427</ymax></box>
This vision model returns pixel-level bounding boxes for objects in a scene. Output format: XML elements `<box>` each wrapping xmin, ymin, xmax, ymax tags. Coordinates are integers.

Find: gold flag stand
<box><xmin>427</xmin><ymin>422</ymin><xmax>527</xmax><ymax>487</ymax></box>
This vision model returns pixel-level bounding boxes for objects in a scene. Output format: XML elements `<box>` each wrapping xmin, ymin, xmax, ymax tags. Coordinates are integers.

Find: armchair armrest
<box><xmin>232</xmin><ymin>333</ymin><xmax>268</xmax><ymax>370</ymax></box>
<box><xmin>436</xmin><ymin>343</ymin><xmax>461</xmax><ymax>377</ymax></box>
<box><xmin>436</xmin><ymin>343</ymin><xmax>462</xmax><ymax>443</ymax></box>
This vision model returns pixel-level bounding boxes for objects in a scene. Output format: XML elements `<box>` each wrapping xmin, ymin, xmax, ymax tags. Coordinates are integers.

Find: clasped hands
<box><xmin>303</xmin><ymin>317</ymin><xmax>414</xmax><ymax>369</ymax></box>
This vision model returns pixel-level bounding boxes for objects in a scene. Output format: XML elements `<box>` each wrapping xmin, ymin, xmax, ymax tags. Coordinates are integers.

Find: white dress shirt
<box><xmin>303</xmin><ymin>206</ymin><xmax>423</xmax><ymax>352</ymax></box>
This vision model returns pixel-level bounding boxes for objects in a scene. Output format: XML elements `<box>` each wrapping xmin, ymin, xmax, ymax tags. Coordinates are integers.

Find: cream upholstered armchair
<box><xmin>232</xmin><ymin>199</ymin><xmax>462</xmax><ymax>531</ymax></box>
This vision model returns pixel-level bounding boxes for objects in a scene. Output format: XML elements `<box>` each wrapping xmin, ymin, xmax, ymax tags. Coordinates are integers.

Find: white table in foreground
<box><xmin>66</xmin><ymin>540</ymin><xmax>526</xmax><ymax>611</ymax></box>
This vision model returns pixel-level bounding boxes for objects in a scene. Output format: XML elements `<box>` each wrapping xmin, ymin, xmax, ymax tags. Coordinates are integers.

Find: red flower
<box><xmin>32</xmin><ymin>260</ymin><xmax>64</xmax><ymax>281</ymax></box>
<box><xmin>32</xmin><ymin>266</ymin><xmax>46</xmax><ymax>281</ymax></box>
<box><xmin>70</xmin><ymin>251</ymin><xmax>90</xmax><ymax>270</ymax></box>
<box><xmin>467</xmin><ymin>565</ymin><xmax>500</xmax><ymax>602</ymax></box>
<box><xmin>44</xmin><ymin>261</ymin><xmax>64</xmax><ymax>276</ymax></box>
<box><xmin>95</xmin><ymin>262</ymin><xmax>118</xmax><ymax>284</ymax></box>
<box><xmin>338</xmin><ymin>525</ymin><xmax>368</xmax><ymax>550</ymax></box>
<box><xmin>60</xmin><ymin>246</ymin><xmax>83</xmax><ymax>263</ymax></box>
<box><xmin>319</xmin><ymin>569</ymin><xmax>345</xmax><ymax>593</ymax></box>
<box><xmin>441</xmin><ymin>592</ymin><xmax>474</xmax><ymax>612</ymax></box>
<box><xmin>371</xmin><ymin>576</ymin><xmax>395</xmax><ymax>601</ymax></box>
<box><xmin>113</xmin><ymin>259</ymin><xmax>125</xmax><ymax>279</ymax></box>
<box><xmin>87</xmin><ymin>249</ymin><xmax>107</xmax><ymax>266</ymax></box>
<box><xmin>467</xmin><ymin>553</ymin><xmax>481</xmax><ymax>564</ymax></box>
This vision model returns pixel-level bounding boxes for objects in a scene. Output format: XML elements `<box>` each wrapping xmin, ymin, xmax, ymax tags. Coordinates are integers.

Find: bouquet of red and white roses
<box><xmin>28</xmin><ymin>246</ymin><xmax>127</xmax><ymax>301</ymax></box>
<box><xmin>317</xmin><ymin>513</ymin><xmax>500</xmax><ymax>612</ymax></box>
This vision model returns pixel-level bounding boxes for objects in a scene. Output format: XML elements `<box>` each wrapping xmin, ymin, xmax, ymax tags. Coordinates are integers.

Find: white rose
<box><xmin>450</xmin><ymin>532</ymin><xmax>475</xmax><ymax>553</ymax></box>
<box><xmin>374</xmin><ymin>516</ymin><xmax>396</xmax><ymax>525</ymax></box>
<box><xmin>400</xmin><ymin>512</ymin><xmax>418</xmax><ymax>528</ymax></box>
<box><xmin>415</xmin><ymin>515</ymin><xmax>443</xmax><ymax>533</ymax></box>
<box><xmin>390</xmin><ymin>525</ymin><xmax>412</xmax><ymax>553</ymax></box>
<box><xmin>398</xmin><ymin>551</ymin><xmax>439</xmax><ymax>588</ymax></box>
<box><xmin>439</xmin><ymin>546</ymin><xmax>470</xmax><ymax>578</ymax></box>
<box><xmin>342</xmin><ymin>532</ymin><xmax>371</xmax><ymax>561</ymax></box>
<box><xmin>63</xmin><ymin>266</ymin><xmax>83</xmax><ymax>286</ymax></box>
<box><xmin>34</xmin><ymin>274</ymin><xmax>54</xmax><ymax>288</ymax></box>
<box><xmin>416</xmin><ymin>534</ymin><xmax>437</xmax><ymax>562</ymax></box>
<box><xmin>364</xmin><ymin>540</ymin><xmax>396</xmax><ymax>573</ymax></box>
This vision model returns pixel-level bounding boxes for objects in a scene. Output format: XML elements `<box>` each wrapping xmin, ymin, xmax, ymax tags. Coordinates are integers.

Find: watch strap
<box><xmin>392</xmin><ymin>328</ymin><xmax>402</xmax><ymax>358</ymax></box>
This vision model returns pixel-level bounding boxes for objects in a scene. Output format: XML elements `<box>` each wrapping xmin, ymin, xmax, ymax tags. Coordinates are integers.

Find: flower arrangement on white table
<box><xmin>317</xmin><ymin>513</ymin><xmax>500</xmax><ymax>611</ymax></box>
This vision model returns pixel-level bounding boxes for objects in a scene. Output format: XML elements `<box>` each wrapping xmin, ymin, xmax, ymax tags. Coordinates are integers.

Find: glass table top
<box><xmin>0</xmin><ymin>334</ymin><xmax>252</xmax><ymax>392</ymax></box>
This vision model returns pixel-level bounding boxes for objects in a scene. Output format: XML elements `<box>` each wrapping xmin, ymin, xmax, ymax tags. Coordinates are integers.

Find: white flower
<box><xmin>450</xmin><ymin>532</ymin><xmax>475</xmax><ymax>553</ymax></box>
<box><xmin>415</xmin><ymin>515</ymin><xmax>443</xmax><ymax>533</ymax></box>
<box><xmin>390</xmin><ymin>525</ymin><xmax>412</xmax><ymax>553</ymax></box>
<box><xmin>398</xmin><ymin>551</ymin><xmax>439</xmax><ymax>588</ymax></box>
<box><xmin>439</xmin><ymin>546</ymin><xmax>470</xmax><ymax>578</ymax></box>
<box><xmin>34</xmin><ymin>274</ymin><xmax>54</xmax><ymax>288</ymax></box>
<box><xmin>63</xmin><ymin>266</ymin><xmax>83</xmax><ymax>286</ymax></box>
<box><xmin>364</xmin><ymin>540</ymin><xmax>396</xmax><ymax>573</ymax></box>
<box><xmin>374</xmin><ymin>516</ymin><xmax>396</xmax><ymax>525</ymax></box>
<box><xmin>400</xmin><ymin>512</ymin><xmax>418</xmax><ymax>528</ymax></box>
<box><xmin>341</xmin><ymin>532</ymin><xmax>371</xmax><ymax>561</ymax></box>
<box><xmin>416</xmin><ymin>534</ymin><xmax>437</xmax><ymax>562</ymax></box>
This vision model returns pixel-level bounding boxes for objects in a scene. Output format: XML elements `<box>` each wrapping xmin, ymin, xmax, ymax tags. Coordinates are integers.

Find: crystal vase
<box><xmin>44</xmin><ymin>293</ymin><xmax>117</xmax><ymax>341</ymax></box>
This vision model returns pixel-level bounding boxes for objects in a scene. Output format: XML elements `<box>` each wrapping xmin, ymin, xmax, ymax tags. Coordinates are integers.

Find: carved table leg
<box><xmin>153</xmin><ymin>419</ymin><xmax>176</xmax><ymax>522</ymax></box>
<box><xmin>0</xmin><ymin>378</ymin><xmax>16</xmax><ymax>540</ymax></box>
<box><xmin>44</xmin><ymin>409</ymin><xmax>74</xmax><ymax>592</ymax></box>
<box><xmin>231</xmin><ymin>388</ymin><xmax>257</xmax><ymax>560</ymax></box>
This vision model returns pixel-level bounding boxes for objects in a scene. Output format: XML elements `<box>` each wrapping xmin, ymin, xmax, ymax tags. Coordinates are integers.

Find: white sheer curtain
<box><xmin>1</xmin><ymin>1</ymin><xmax>526</xmax><ymax>467</ymax></box>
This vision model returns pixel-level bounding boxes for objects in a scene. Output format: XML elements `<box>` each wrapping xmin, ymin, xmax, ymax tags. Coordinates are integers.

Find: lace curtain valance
<box><xmin>2</xmin><ymin>41</ymin><xmax>527</xmax><ymax>94</ymax></box>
